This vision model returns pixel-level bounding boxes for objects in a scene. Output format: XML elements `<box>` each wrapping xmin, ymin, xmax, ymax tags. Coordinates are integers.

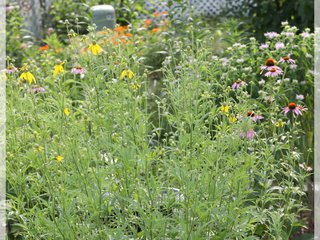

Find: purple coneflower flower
<box><xmin>264</xmin><ymin>32</ymin><xmax>279</xmax><ymax>39</ymax></box>
<box><xmin>296</xmin><ymin>94</ymin><xmax>304</xmax><ymax>100</ymax></box>
<box><xmin>28</xmin><ymin>86</ymin><xmax>45</xmax><ymax>94</ymax></box>
<box><xmin>260</xmin><ymin>58</ymin><xmax>277</xmax><ymax>71</ymax></box>
<box><xmin>6</xmin><ymin>66</ymin><xmax>18</xmax><ymax>74</ymax></box>
<box><xmin>232</xmin><ymin>80</ymin><xmax>246</xmax><ymax>90</ymax></box>
<box><xmin>247</xmin><ymin>111</ymin><xmax>264</xmax><ymax>122</ymax></box>
<box><xmin>71</xmin><ymin>66</ymin><xmax>86</xmax><ymax>78</ymax></box>
<box><xmin>71</xmin><ymin>66</ymin><xmax>85</xmax><ymax>75</ymax></box>
<box><xmin>279</xmin><ymin>55</ymin><xmax>295</xmax><ymax>65</ymax></box>
<box><xmin>240</xmin><ymin>129</ymin><xmax>256</xmax><ymax>140</ymax></box>
<box><xmin>265</xmin><ymin>67</ymin><xmax>283</xmax><ymax>78</ymax></box>
<box><xmin>283</xmin><ymin>102</ymin><xmax>307</xmax><ymax>117</ymax></box>
<box><xmin>275</xmin><ymin>42</ymin><xmax>285</xmax><ymax>50</ymax></box>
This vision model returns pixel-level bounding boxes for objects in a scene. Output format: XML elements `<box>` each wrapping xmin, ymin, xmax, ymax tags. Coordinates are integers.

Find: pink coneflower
<box><xmin>71</xmin><ymin>66</ymin><xmax>86</xmax><ymax>78</ymax></box>
<box><xmin>260</xmin><ymin>58</ymin><xmax>277</xmax><ymax>71</ymax></box>
<box><xmin>47</xmin><ymin>27</ymin><xmax>54</xmax><ymax>35</ymax></box>
<box><xmin>247</xmin><ymin>111</ymin><xmax>264</xmax><ymax>122</ymax></box>
<box><xmin>6</xmin><ymin>65</ymin><xmax>18</xmax><ymax>74</ymax></box>
<box><xmin>275</xmin><ymin>42</ymin><xmax>285</xmax><ymax>50</ymax></box>
<box><xmin>283</xmin><ymin>102</ymin><xmax>307</xmax><ymax>117</ymax></box>
<box><xmin>240</xmin><ymin>129</ymin><xmax>256</xmax><ymax>140</ymax></box>
<box><xmin>232</xmin><ymin>80</ymin><xmax>246</xmax><ymax>90</ymax></box>
<box><xmin>259</xmin><ymin>43</ymin><xmax>269</xmax><ymax>50</ymax></box>
<box><xmin>264</xmin><ymin>32</ymin><xmax>279</xmax><ymax>39</ymax></box>
<box><xmin>296</xmin><ymin>94</ymin><xmax>304</xmax><ymax>100</ymax></box>
<box><xmin>265</xmin><ymin>66</ymin><xmax>283</xmax><ymax>77</ymax></box>
<box><xmin>279</xmin><ymin>55</ymin><xmax>295</xmax><ymax>65</ymax></box>
<box><xmin>27</xmin><ymin>86</ymin><xmax>46</xmax><ymax>93</ymax></box>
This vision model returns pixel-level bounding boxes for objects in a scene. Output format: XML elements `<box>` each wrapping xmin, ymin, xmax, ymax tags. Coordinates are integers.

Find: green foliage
<box><xmin>241</xmin><ymin>0</ymin><xmax>314</xmax><ymax>40</ymax></box>
<box><xmin>6</xmin><ymin>14</ymin><xmax>314</xmax><ymax>240</ymax></box>
<box><xmin>49</xmin><ymin>0</ymin><xmax>149</xmax><ymax>41</ymax></box>
<box><xmin>49</xmin><ymin>0</ymin><xmax>92</xmax><ymax>40</ymax></box>
<box><xmin>6</xmin><ymin>5</ymin><xmax>24</xmax><ymax>66</ymax></box>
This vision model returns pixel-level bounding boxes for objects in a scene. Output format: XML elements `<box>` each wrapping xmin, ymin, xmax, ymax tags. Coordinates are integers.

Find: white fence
<box><xmin>144</xmin><ymin>0</ymin><xmax>251</xmax><ymax>17</ymax></box>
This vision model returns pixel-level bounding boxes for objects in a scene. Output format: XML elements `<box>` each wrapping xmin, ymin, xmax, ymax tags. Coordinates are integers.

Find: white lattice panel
<box><xmin>144</xmin><ymin>0</ymin><xmax>250</xmax><ymax>16</ymax></box>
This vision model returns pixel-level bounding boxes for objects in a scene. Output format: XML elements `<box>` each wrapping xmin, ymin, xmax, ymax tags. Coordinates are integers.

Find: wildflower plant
<box><xmin>6</xmin><ymin>16</ymin><xmax>314</xmax><ymax>240</ymax></box>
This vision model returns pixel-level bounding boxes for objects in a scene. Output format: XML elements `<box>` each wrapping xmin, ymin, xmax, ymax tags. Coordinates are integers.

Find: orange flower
<box><xmin>114</xmin><ymin>25</ymin><xmax>128</xmax><ymax>34</ymax></box>
<box><xmin>161</xmin><ymin>11</ymin><xmax>169</xmax><ymax>16</ymax></box>
<box><xmin>153</xmin><ymin>12</ymin><xmax>160</xmax><ymax>18</ymax></box>
<box><xmin>39</xmin><ymin>44</ymin><xmax>49</xmax><ymax>51</ymax></box>
<box><xmin>151</xmin><ymin>28</ymin><xmax>161</xmax><ymax>33</ymax></box>
<box><xmin>145</xmin><ymin>19</ymin><xmax>153</xmax><ymax>28</ymax></box>
<box><xmin>111</xmin><ymin>31</ymin><xmax>132</xmax><ymax>45</ymax></box>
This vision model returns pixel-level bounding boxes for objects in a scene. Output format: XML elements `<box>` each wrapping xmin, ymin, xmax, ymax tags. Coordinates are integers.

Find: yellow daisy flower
<box><xmin>131</xmin><ymin>82</ymin><xmax>141</xmax><ymax>91</ymax></box>
<box><xmin>275</xmin><ymin>120</ymin><xmax>284</xmax><ymax>127</ymax></box>
<box><xmin>53</xmin><ymin>62</ymin><xmax>64</xmax><ymax>77</ymax></box>
<box><xmin>228</xmin><ymin>115</ymin><xmax>237</xmax><ymax>123</ymax></box>
<box><xmin>20</xmin><ymin>71</ymin><xmax>36</xmax><ymax>84</ymax></box>
<box><xmin>120</xmin><ymin>69</ymin><xmax>135</xmax><ymax>80</ymax></box>
<box><xmin>64</xmin><ymin>108</ymin><xmax>70</xmax><ymax>116</ymax></box>
<box><xmin>220</xmin><ymin>104</ymin><xmax>229</xmax><ymax>114</ymax></box>
<box><xmin>56</xmin><ymin>155</ymin><xmax>64</xmax><ymax>162</ymax></box>
<box><xmin>88</xmin><ymin>42</ymin><xmax>102</xmax><ymax>55</ymax></box>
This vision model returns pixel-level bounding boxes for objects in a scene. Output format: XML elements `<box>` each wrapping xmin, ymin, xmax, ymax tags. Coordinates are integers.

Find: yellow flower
<box><xmin>67</xmin><ymin>29</ymin><xmax>77</xmax><ymax>37</ymax></box>
<box><xmin>228</xmin><ymin>115</ymin><xmax>237</xmax><ymax>123</ymax></box>
<box><xmin>120</xmin><ymin>69</ymin><xmax>135</xmax><ymax>80</ymax></box>
<box><xmin>131</xmin><ymin>82</ymin><xmax>141</xmax><ymax>91</ymax></box>
<box><xmin>220</xmin><ymin>104</ymin><xmax>229</xmax><ymax>114</ymax></box>
<box><xmin>56</xmin><ymin>155</ymin><xmax>64</xmax><ymax>162</ymax></box>
<box><xmin>20</xmin><ymin>71</ymin><xmax>36</xmax><ymax>84</ymax></box>
<box><xmin>64</xmin><ymin>108</ymin><xmax>70</xmax><ymax>116</ymax></box>
<box><xmin>275</xmin><ymin>120</ymin><xmax>284</xmax><ymax>127</ymax></box>
<box><xmin>88</xmin><ymin>42</ymin><xmax>102</xmax><ymax>55</ymax></box>
<box><xmin>34</xmin><ymin>145</ymin><xmax>44</xmax><ymax>152</ymax></box>
<box><xmin>53</xmin><ymin>62</ymin><xmax>64</xmax><ymax>77</ymax></box>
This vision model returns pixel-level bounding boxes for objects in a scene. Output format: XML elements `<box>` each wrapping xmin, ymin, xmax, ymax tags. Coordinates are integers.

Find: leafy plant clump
<box><xmin>5</xmin><ymin>11</ymin><xmax>313</xmax><ymax>240</ymax></box>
